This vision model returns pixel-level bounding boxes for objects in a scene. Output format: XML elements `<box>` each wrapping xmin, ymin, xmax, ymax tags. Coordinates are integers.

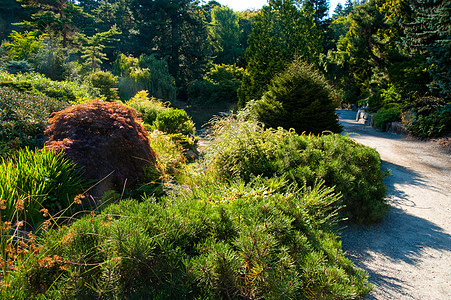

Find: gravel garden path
<box><xmin>337</xmin><ymin>110</ymin><xmax>451</xmax><ymax>299</ymax></box>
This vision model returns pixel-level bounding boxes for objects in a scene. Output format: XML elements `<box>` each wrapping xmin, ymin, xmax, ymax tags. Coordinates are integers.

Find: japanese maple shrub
<box><xmin>44</xmin><ymin>100</ymin><xmax>157</xmax><ymax>198</ymax></box>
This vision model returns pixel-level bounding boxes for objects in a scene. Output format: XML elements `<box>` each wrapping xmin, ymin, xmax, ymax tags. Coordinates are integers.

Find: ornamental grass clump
<box><xmin>0</xmin><ymin>148</ymin><xmax>84</xmax><ymax>226</ymax></box>
<box><xmin>204</xmin><ymin>116</ymin><xmax>387</xmax><ymax>224</ymax></box>
<box><xmin>0</xmin><ymin>177</ymin><xmax>371</xmax><ymax>299</ymax></box>
<box><xmin>44</xmin><ymin>100</ymin><xmax>158</xmax><ymax>199</ymax></box>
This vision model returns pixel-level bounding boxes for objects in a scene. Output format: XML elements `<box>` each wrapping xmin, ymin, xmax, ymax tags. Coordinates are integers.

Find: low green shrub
<box><xmin>0</xmin><ymin>86</ymin><xmax>68</xmax><ymax>151</ymax></box>
<box><xmin>4</xmin><ymin>60</ymin><xmax>33</xmax><ymax>74</ymax></box>
<box><xmin>404</xmin><ymin>96</ymin><xmax>451</xmax><ymax>138</ymax></box>
<box><xmin>373</xmin><ymin>105</ymin><xmax>401</xmax><ymax>131</ymax></box>
<box><xmin>86</xmin><ymin>70</ymin><xmax>119</xmax><ymax>102</ymax></box>
<box><xmin>249</xmin><ymin>58</ymin><xmax>342</xmax><ymax>134</ymax></box>
<box><xmin>128</xmin><ymin>91</ymin><xmax>196</xmax><ymax>150</ymax></box>
<box><xmin>0</xmin><ymin>148</ymin><xmax>85</xmax><ymax>226</ymax></box>
<box><xmin>203</xmin><ymin>116</ymin><xmax>387</xmax><ymax>224</ymax></box>
<box><xmin>152</xmin><ymin>109</ymin><xmax>195</xmax><ymax>136</ymax></box>
<box><xmin>0</xmin><ymin>71</ymin><xmax>90</xmax><ymax>102</ymax></box>
<box><xmin>127</xmin><ymin>91</ymin><xmax>168</xmax><ymax>125</ymax></box>
<box><xmin>1</xmin><ymin>178</ymin><xmax>370</xmax><ymax>299</ymax></box>
<box><xmin>149</xmin><ymin>130</ymin><xmax>186</xmax><ymax>179</ymax></box>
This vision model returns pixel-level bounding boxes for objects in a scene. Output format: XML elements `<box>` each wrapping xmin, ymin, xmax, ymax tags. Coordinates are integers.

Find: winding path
<box><xmin>337</xmin><ymin>110</ymin><xmax>451</xmax><ymax>299</ymax></box>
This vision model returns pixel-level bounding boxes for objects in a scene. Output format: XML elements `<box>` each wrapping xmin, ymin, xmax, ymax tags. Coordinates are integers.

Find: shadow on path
<box><xmin>337</xmin><ymin>110</ymin><xmax>451</xmax><ymax>298</ymax></box>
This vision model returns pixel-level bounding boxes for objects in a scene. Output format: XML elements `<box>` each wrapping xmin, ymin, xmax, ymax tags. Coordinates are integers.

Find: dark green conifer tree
<box><xmin>403</xmin><ymin>0</ymin><xmax>450</xmax><ymax>99</ymax></box>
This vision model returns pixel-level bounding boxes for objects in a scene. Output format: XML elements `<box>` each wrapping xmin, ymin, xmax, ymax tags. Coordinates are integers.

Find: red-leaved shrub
<box><xmin>44</xmin><ymin>100</ymin><xmax>157</xmax><ymax>198</ymax></box>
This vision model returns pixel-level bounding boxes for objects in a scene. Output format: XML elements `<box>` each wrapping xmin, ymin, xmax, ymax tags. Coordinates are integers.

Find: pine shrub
<box><xmin>204</xmin><ymin>116</ymin><xmax>387</xmax><ymax>224</ymax></box>
<box><xmin>44</xmin><ymin>100</ymin><xmax>158</xmax><ymax>198</ymax></box>
<box><xmin>1</xmin><ymin>178</ymin><xmax>371</xmax><ymax>299</ymax></box>
<box><xmin>250</xmin><ymin>58</ymin><xmax>342</xmax><ymax>134</ymax></box>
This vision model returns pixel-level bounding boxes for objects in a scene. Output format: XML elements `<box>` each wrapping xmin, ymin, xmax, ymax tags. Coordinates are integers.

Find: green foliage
<box><xmin>17</xmin><ymin>0</ymin><xmax>86</xmax><ymax>48</ymax></box>
<box><xmin>187</xmin><ymin>64</ymin><xmax>244</xmax><ymax>105</ymax></box>
<box><xmin>4</xmin><ymin>60</ymin><xmax>33</xmax><ymax>74</ymax></box>
<box><xmin>250</xmin><ymin>58</ymin><xmax>342</xmax><ymax>134</ymax></box>
<box><xmin>238</xmin><ymin>0</ymin><xmax>322</xmax><ymax>106</ymax></box>
<box><xmin>77</xmin><ymin>25</ymin><xmax>121</xmax><ymax>71</ymax></box>
<box><xmin>149</xmin><ymin>130</ymin><xmax>187</xmax><ymax>179</ymax></box>
<box><xmin>129</xmin><ymin>0</ymin><xmax>209</xmax><ymax>94</ymax></box>
<box><xmin>404</xmin><ymin>96</ymin><xmax>451</xmax><ymax>138</ymax></box>
<box><xmin>204</xmin><ymin>116</ymin><xmax>387</xmax><ymax>223</ymax></box>
<box><xmin>373</xmin><ymin>105</ymin><xmax>401</xmax><ymax>131</ymax></box>
<box><xmin>0</xmin><ymin>86</ymin><xmax>68</xmax><ymax>151</ymax></box>
<box><xmin>127</xmin><ymin>91</ymin><xmax>168</xmax><ymax>125</ymax></box>
<box><xmin>86</xmin><ymin>70</ymin><xmax>119</xmax><ymax>101</ymax></box>
<box><xmin>128</xmin><ymin>91</ymin><xmax>196</xmax><ymax>150</ymax></box>
<box><xmin>403</xmin><ymin>0</ymin><xmax>451</xmax><ymax>100</ymax></box>
<box><xmin>152</xmin><ymin>109</ymin><xmax>195</xmax><ymax>136</ymax></box>
<box><xmin>208</xmin><ymin>6</ymin><xmax>243</xmax><ymax>65</ymax></box>
<box><xmin>1</xmin><ymin>178</ymin><xmax>371</xmax><ymax>298</ymax></box>
<box><xmin>0</xmin><ymin>148</ymin><xmax>84</xmax><ymax>226</ymax></box>
<box><xmin>32</xmin><ymin>39</ymin><xmax>69</xmax><ymax>81</ymax></box>
<box><xmin>3</xmin><ymin>30</ymin><xmax>45</xmax><ymax>61</ymax></box>
<box><xmin>0</xmin><ymin>70</ymin><xmax>91</xmax><ymax>102</ymax></box>
<box><xmin>115</xmin><ymin>54</ymin><xmax>176</xmax><ymax>101</ymax></box>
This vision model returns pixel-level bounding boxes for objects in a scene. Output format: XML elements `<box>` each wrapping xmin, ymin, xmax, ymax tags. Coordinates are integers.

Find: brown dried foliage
<box><xmin>44</xmin><ymin>100</ymin><xmax>157</xmax><ymax>197</ymax></box>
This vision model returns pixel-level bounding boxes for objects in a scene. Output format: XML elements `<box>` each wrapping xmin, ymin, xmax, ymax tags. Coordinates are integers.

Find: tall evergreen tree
<box><xmin>208</xmin><ymin>6</ymin><xmax>243</xmax><ymax>65</ymax></box>
<box><xmin>238</xmin><ymin>0</ymin><xmax>321</xmax><ymax>106</ymax></box>
<box><xmin>304</xmin><ymin>0</ymin><xmax>330</xmax><ymax>28</ymax></box>
<box><xmin>403</xmin><ymin>0</ymin><xmax>451</xmax><ymax>99</ymax></box>
<box><xmin>130</xmin><ymin>0</ymin><xmax>209</xmax><ymax>97</ymax></box>
<box><xmin>17</xmin><ymin>0</ymin><xmax>87</xmax><ymax>48</ymax></box>
<box><xmin>332</xmin><ymin>3</ymin><xmax>345</xmax><ymax>19</ymax></box>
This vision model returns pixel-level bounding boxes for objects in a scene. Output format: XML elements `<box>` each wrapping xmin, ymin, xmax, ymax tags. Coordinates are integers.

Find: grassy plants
<box><xmin>0</xmin><ymin>148</ymin><xmax>85</xmax><ymax>226</ymax></box>
<box><xmin>0</xmin><ymin>177</ymin><xmax>371</xmax><ymax>299</ymax></box>
<box><xmin>203</xmin><ymin>115</ymin><xmax>387</xmax><ymax>223</ymax></box>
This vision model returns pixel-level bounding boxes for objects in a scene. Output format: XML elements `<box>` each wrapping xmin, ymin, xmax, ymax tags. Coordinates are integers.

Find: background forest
<box><xmin>0</xmin><ymin>0</ymin><xmax>449</xmax><ymax>298</ymax></box>
<box><xmin>0</xmin><ymin>0</ymin><xmax>449</xmax><ymax>136</ymax></box>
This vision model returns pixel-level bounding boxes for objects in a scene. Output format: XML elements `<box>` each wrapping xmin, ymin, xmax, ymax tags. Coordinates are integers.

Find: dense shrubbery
<box><xmin>203</xmin><ymin>116</ymin><xmax>387</xmax><ymax>223</ymax></box>
<box><xmin>187</xmin><ymin>64</ymin><xmax>244</xmax><ymax>105</ymax></box>
<box><xmin>404</xmin><ymin>96</ymin><xmax>451</xmax><ymax>138</ymax></box>
<box><xmin>0</xmin><ymin>148</ymin><xmax>84</xmax><ymax>226</ymax></box>
<box><xmin>249</xmin><ymin>58</ymin><xmax>342</xmax><ymax>134</ymax></box>
<box><xmin>114</xmin><ymin>54</ymin><xmax>176</xmax><ymax>101</ymax></box>
<box><xmin>373</xmin><ymin>105</ymin><xmax>401</xmax><ymax>131</ymax></box>
<box><xmin>0</xmin><ymin>86</ymin><xmax>68</xmax><ymax>153</ymax></box>
<box><xmin>44</xmin><ymin>100</ymin><xmax>158</xmax><ymax>198</ymax></box>
<box><xmin>128</xmin><ymin>91</ymin><xmax>196</xmax><ymax>150</ymax></box>
<box><xmin>0</xmin><ymin>71</ymin><xmax>90</xmax><ymax>102</ymax></box>
<box><xmin>86</xmin><ymin>70</ymin><xmax>119</xmax><ymax>101</ymax></box>
<box><xmin>0</xmin><ymin>177</ymin><xmax>370</xmax><ymax>299</ymax></box>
